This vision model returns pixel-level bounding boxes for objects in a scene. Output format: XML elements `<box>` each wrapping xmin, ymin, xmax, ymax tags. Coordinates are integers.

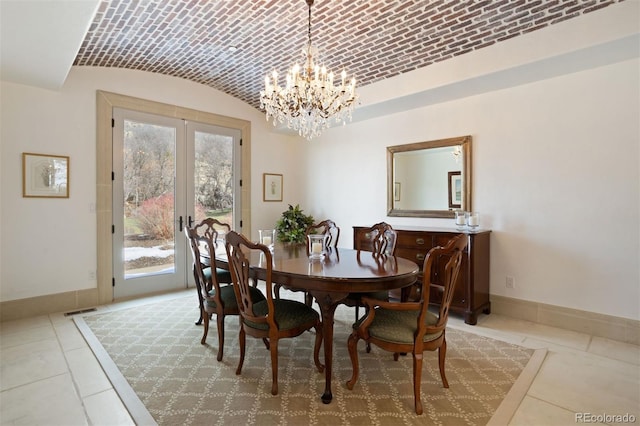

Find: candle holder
<box><xmin>307</xmin><ymin>233</ymin><xmax>328</xmax><ymax>259</ymax></box>
<box><xmin>454</xmin><ymin>210</ymin><xmax>467</xmax><ymax>230</ymax></box>
<box><xmin>467</xmin><ymin>212</ymin><xmax>480</xmax><ymax>230</ymax></box>
<box><xmin>259</xmin><ymin>229</ymin><xmax>276</xmax><ymax>250</ymax></box>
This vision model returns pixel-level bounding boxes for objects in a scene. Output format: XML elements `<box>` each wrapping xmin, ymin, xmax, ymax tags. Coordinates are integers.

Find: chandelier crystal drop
<box><xmin>259</xmin><ymin>0</ymin><xmax>358</xmax><ymax>141</ymax></box>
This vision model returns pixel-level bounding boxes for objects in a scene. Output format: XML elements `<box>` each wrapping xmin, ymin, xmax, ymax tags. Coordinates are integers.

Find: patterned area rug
<box><xmin>77</xmin><ymin>292</ymin><xmax>536</xmax><ymax>426</ymax></box>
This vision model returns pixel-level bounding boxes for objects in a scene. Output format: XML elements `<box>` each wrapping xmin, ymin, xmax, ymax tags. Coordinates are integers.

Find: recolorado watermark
<box><xmin>576</xmin><ymin>413</ymin><xmax>636</xmax><ymax>423</ymax></box>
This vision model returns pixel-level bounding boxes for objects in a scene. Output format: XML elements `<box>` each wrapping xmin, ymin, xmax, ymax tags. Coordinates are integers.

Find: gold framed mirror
<box><xmin>387</xmin><ymin>135</ymin><xmax>472</xmax><ymax>218</ymax></box>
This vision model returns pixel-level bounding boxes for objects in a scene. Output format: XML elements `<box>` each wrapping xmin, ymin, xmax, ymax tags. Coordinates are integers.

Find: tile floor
<box><xmin>1</xmin><ymin>289</ymin><xmax>638</xmax><ymax>426</ymax></box>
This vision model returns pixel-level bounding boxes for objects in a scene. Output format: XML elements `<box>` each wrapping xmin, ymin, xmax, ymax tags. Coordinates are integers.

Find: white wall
<box><xmin>0</xmin><ymin>67</ymin><xmax>300</xmax><ymax>302</ymax></box>
<box><xmin>303</xmin><ymin>58</ymin><xmax>639</xmax><ymax>321</ymax></box>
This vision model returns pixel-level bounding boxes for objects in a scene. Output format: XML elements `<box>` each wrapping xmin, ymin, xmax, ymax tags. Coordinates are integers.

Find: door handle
<box><xmin>179</xmin><ymin>216</ymin><xmax>183</xmax><ymax>232</ymax></box>
<box><xmin>188</xmin><ymin>215</ymin><xmax>194</xmax><ymax>227</ymax></box>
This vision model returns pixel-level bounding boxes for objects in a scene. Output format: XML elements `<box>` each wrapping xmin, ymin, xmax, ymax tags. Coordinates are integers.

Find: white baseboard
<box><xmin>491</xmin><ymin>294</ymin><xmax>639</xmax><ymax>346</ymax></box>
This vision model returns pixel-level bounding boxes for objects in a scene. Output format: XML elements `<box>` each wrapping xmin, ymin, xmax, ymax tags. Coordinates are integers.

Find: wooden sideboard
<box><xmin>353</xmin><ymin>226</ymin><xmax>491</xmax><ymax>325</ymax></box>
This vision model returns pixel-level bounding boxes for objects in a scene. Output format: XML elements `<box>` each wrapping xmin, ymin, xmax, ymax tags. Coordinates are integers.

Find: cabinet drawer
<box><xmin>395</xmin><ymin>247</ymin><xmax>429</xmax><ymax>266</ymax></box>
<box><xmin>396</xmin><ymin>233</ymin><xmax>434</xmax><ymax>249</ymax></box>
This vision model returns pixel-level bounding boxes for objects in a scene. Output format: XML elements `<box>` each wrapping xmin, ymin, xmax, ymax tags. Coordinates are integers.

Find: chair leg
<box><xmin>274</xmin><ymin>283</ymin><xmax>281</xmax><ymax>299</ymax></box>
<box><xmin>216</xmin><ymin>314</ymin><xmax>225</xmax><ymax>362</ymax></box>
<box><xmin>305</xmin><ymin>292</ymin><xmax>313</xmax><ymax>306</ymax></box>
<box><xmin>194</xmin><ymin>271</ymin><xmax>204</xmax><ymax>325</ymax></box>
<box><xmin>413</xmin><ymin>352</ymin><xmax>424</xmax><ymax>415</ymax></box>
<box><xmin>354</xmin><ymin>303</ymin><xmax>372</xmax><ymax>353</ymax></box>
<box><xmin>200</xmin><ymin>312</ymin><xmax>209</xmax><ymax>345</ymax></box>
<box><xmin>346</xmin><ymin>332</ymin><xmax>360</xmax><ymax>390</ymax></box>
<box><xmin>236</xmin><ymin>324</ymin><xmax>246</xmax><ymax>375</ymax></box>
<box><xmin>269</xmin><ymin>339</ymin><xmax>279</xmax><ymax>395</ymax></box>
<box><xmin>313</xmin><ymin>324</ymin><xmax>324</xmax><ymax>373</ymax></box>
<box><xmin>438</xmin><ymin>338</ymin><xmax>449</xmax><ymax>388</ymax></box>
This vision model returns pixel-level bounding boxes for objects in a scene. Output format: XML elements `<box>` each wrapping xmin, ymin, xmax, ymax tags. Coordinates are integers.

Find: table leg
<box><xmin>309</xmin><ymin>291</ymin><xmax>348</xmax><ymax>404</ymax></box>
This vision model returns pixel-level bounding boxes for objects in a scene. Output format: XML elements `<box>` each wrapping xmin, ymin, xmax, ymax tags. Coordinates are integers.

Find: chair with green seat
<box><xmin>344</xmin><ymin>221</ymin><xmax>398</xmax><ymax>322</ymax></box>
<box><xmin>225</xmin><ymin>230</ymin><xmax>324</xmax><ymax>396</ymax></box>
<box><xmin>346</xmin><ymin>233</ymin><xmax>468</xmax><ymax>415</ymax></box>
<box><xmin>185</xmin><ymin>218</ymin><xmax>265</xmax><ymax>361</ymax></box>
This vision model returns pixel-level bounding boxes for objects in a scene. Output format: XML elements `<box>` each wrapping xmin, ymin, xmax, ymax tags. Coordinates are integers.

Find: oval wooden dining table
<box><xmin>211</xmin><ymin>242</ymin><xmax>419</xmax><ymax>404</ymax></box>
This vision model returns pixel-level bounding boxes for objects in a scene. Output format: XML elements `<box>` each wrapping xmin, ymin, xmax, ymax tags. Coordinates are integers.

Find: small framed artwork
<box><xmin>22</xmin><ymin>152</ymin><xmax>69</xmax><ymax>198</ymax></box>
<box><xmin>448</xmin><ymin>171</ymin><xmax>461</xmax><ymax>209</ymax></box>
<box><xmin>263</xmin><ymin>173</ymin><xmax>283</xmax><ymax>202</ymax></box>
<box><xmin>394</xmin><ymin>182</ymin><xmax>401</xmax><ymax>201</ymax></box>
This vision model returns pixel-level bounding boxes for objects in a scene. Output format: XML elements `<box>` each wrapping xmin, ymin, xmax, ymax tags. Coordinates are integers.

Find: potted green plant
<box><xmin>275</xmin><ymin>204</ymin><xmax>314</xmax><ymax>244</ymax></box>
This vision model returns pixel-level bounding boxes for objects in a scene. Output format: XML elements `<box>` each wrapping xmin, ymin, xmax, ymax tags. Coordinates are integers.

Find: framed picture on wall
<box><xmin>448</xmin><ymin>171</ymin><xmax>461</xmax><ymax>209</ymax></box>
<box><xmin>263</xmin><ymin>173</ymin><xmax>283</xmax><ymax>202</ymax></box>
<box><xmin>22</xmin><ymin>152</ymin><xmax>69</xmax><ymax>198</ymax></box>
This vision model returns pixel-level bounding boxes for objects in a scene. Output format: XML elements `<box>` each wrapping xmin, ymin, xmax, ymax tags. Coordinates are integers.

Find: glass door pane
<box><xmin>123</xmin><ymin>120</ymin><xmax>177</xmax><ymax>277</ymax></box>
<box><xmin>113</xmin><ymin>108</ymin><xmax>186</xmax><ymax>299</ymax></box>
<box><xmin>185</xmin><ymin>122</ymin><xmax>241</xmax><ymax>287</ymax></box>
<box><xmin>193</xmin><ymin>130</ymin><xmax>234</xmax><ymax>225</ymax></box>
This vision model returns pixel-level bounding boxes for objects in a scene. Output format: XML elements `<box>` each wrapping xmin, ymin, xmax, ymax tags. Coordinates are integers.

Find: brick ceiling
<box><xmin>74</xmin><ymin>0</ymin><xmax>623</xmax><ymax>111</ymax></box>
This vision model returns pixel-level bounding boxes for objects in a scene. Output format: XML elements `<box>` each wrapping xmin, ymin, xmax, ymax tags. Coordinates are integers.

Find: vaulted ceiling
<box><xmin>1</xmin><ymin>0</ymin><xmax>627</xmax><ymax>112</ymax></box>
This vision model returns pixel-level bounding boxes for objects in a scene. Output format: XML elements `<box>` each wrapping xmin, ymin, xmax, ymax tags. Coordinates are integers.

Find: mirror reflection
<box><xmin>387</xmin><ymin>136</ymin><xmax>472</xmax><ymax>218</ymax></box>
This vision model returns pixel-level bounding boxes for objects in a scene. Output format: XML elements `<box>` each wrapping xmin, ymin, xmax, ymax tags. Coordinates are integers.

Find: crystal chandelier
<box><xmin>259</xmin><ymin>0</ymin><xmax>358</xmax><ymax>140</ymax></box>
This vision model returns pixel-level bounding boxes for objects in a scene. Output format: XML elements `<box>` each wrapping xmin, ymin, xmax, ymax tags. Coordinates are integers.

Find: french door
<box><xmin>112</xmin><ymin>108</ymin><xmax>241</xmax><ymax>299</ymax></box>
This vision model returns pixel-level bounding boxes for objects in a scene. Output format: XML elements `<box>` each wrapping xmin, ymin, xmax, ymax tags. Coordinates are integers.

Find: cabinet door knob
<box><xmin>416</xmin><ymin>253</ymin><xmax>425</xmax><ymax>261</ymax></box>
<box><xmin>416</xmin><ymin>238</ymin><xmax>425</xmax><ymax>245</ymax></box>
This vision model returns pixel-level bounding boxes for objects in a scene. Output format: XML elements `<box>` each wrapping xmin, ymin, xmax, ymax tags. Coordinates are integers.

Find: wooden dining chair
<box><xmin>306</xmin><ymin>219</ymin><xmax>340</xmax><ymax>248</ymax></box>
<box><xmin>185</xmin><ymin>219</ymin><xmax>265</xmax><ymax>361</ymax></box>
<box><xmin>225</xmin><ymin>230</ymin><xmax>324</xmax><ymax>395</ymax></box>
<box><xmin>345</xmin><ymin>222</ymin><xmax>398</xmax><ymax>321</ymax></box>
<box><xmin>346</xmin><ymin>233</ymin><xmax>468</xmax><ymax>415</ymax></box>
<box><xmin>274</xmin><ymin>219</ymin><xmax>341</xmax><ymax>303</ymax></box>
<box><xmin>299</xmin><ymin>219</ymin><xmax>341</xmax><ymax>305</ymax></box>
<box><xmin>188</xmin><ymin>218</ymin><xmax>233</xmax><ymax>326</ymax></box>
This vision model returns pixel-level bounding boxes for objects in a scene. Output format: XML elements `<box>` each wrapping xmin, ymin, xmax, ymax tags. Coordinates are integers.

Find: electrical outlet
<box><xmin>505</xmin><ymin>276</ymin><xmax>515</xmax><ymax>289</ymax></box>
<box><xmin>89</xmin><ymin>271</ymin><xmax>96</xmax><ymax>280</ymax></box>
